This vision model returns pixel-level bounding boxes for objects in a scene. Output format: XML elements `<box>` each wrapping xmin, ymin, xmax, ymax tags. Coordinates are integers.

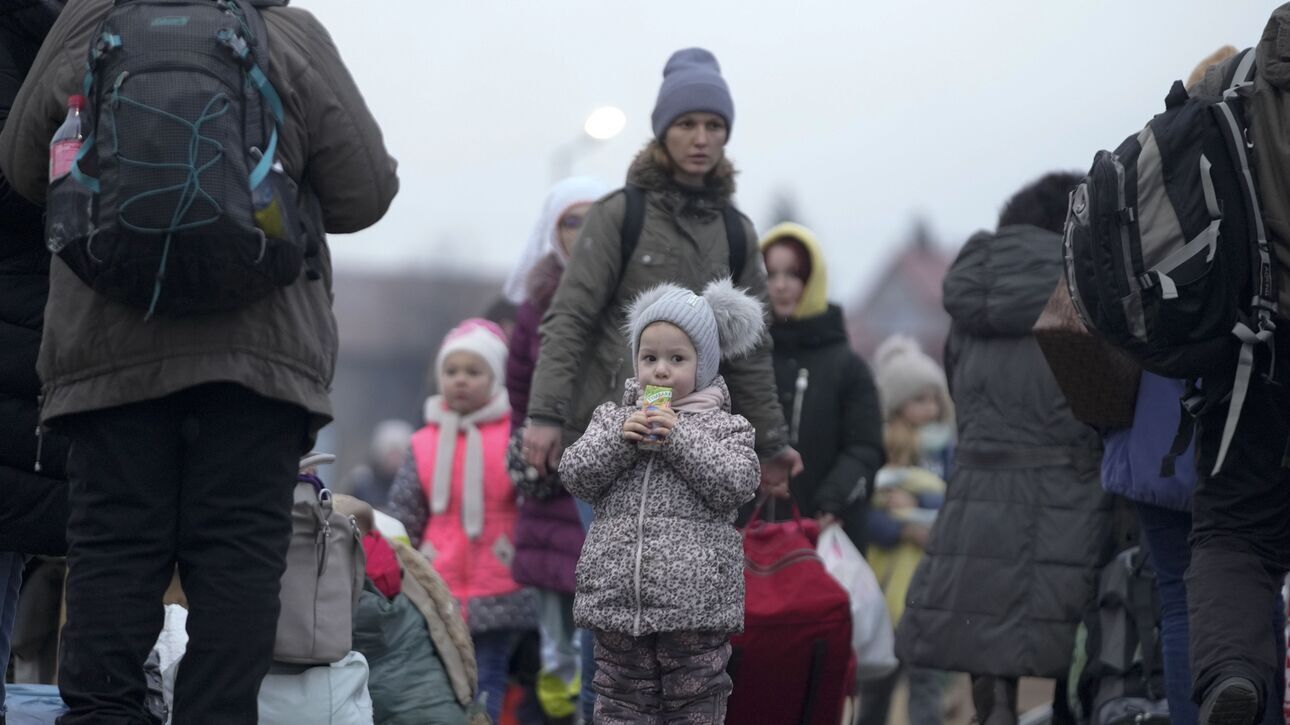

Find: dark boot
<box><xmin>971</xmin><ymin>675</ymin><xmax>1018</xmax><ymax>725</ymax></box>
<box><xmin>1198</xmin><ymin>676</ymin><xmax>1260</xmax><ymax>725</ymax></box>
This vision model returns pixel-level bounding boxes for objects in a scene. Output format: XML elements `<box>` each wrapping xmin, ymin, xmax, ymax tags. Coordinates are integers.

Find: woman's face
<box><xmin>664</xmin><ymin>112</ymin><xmax>728</xmax><ymax>186</ymax></box>
<box><xmin>765</xmin><ymin>244</ymin><xmax>806</xmax><ymax>319</ymax></box>
<box><xmin>557</xmin><ymin>202</ymin><xmax>593</xmax><ymax>258</ymax></box>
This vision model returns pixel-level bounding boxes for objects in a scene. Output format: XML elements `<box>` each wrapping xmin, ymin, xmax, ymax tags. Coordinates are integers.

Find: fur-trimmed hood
<box><xmin>626</xmin><ymin>141</ymin><xmax>737</xmax><ymax>218</ymax></box>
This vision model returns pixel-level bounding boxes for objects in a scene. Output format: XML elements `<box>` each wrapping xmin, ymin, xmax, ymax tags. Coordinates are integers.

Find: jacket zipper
<box><xmin>789</xmin><ymin>368</ymin><xmax>809</xmax><ymax>445</ymax></box>
<box><xmin>33</xmin><ymin>394</ymin><xmax>44</xmax><ymax>473</ymax></box>
<box><xmin>632</xmin><ymin>455</ymin><xmax>656</xmax><ymax>636</ymax></box>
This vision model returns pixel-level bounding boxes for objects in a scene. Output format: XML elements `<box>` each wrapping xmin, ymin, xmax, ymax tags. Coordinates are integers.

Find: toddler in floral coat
<box><xmin>559</xmin><ymin>278</ymin><xmax>763</xmax><ymax>724</ymax></box>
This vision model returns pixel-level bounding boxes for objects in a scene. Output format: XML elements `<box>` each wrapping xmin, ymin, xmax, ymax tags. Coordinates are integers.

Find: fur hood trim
<box><xmin>626</xmin><ymin>140</ymin><xmax>737</xmax><ymax>206</ymax></box>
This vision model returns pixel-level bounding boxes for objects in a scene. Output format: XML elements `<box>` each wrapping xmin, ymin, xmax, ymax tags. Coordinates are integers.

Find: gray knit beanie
<box><xmin>651</xmin><ymin>48</ymin><xmax>735</xmax><ymax>140</ymax></box>
<box><xmin>625</xmin><ymin>278</ymin><xmax>765</xmax><ymax>390</ymax></box>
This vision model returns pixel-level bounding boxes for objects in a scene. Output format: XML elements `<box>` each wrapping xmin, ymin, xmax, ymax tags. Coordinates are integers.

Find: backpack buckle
<box><xmin>1116</xmin><ymin>207</ymin><xmax>1137</xmax><ymax>225</ymax></box>
<box><xmin>215</xmin><ymin>28</ymin><xmax>253</xmax><ymax>69</ymax></box>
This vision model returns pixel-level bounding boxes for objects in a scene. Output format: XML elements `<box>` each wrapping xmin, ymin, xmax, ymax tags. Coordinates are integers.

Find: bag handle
<box><xmin>743</xmin><ymin>494</ymin><xmax>805</xmax><ymax>537</ymax></box>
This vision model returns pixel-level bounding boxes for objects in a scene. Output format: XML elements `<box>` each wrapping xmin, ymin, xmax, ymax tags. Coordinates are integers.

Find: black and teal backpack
<box><xmin>45</xmin><ymin>0</ymin><xmax>316</xmax><ymax>319</ymax></box>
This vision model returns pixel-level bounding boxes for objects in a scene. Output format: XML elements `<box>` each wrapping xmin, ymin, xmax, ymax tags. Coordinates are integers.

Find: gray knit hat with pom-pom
<box><xmin>624</xmin><ymin>278</ymin><xmax>765</xmax><ymax>390</ymax></box>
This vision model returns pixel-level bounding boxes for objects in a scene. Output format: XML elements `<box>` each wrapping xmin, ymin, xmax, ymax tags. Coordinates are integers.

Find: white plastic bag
<box><xmin>817</xmin><ymin>525</ymin><xmax>899</xmax><ymax>680</ymax></box>
<box><xmin>258</xmin><ymin>651</ymin><xmax>375</xmax><ymax>725</ymax></box>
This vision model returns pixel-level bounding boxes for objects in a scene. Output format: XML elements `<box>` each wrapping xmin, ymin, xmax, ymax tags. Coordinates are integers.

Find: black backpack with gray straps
<box><xmin>1063</xmin><ymin>49</ymin><xmax>1275</xmax><ymax>474</ymax></box>
<box><xmin>45</xmin><ymin>0</ymin><xmax>315</xmax><ymax>319</ymax></box>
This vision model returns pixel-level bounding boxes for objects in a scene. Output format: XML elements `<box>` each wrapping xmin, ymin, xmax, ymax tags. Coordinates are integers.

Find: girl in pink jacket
<box><xmin>387</xmin><ymin>318</ymin><xmax>535</xmax><ymax>723</ymax></box>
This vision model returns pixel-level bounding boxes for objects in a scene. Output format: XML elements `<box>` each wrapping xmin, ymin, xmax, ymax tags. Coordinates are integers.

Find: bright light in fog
<box><xmin>584</xmin><ymin>106</ymin><xmax>627</xmax><ymax>141</ymax></box>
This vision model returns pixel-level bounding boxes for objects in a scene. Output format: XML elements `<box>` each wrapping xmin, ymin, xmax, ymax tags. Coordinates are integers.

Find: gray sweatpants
<box><xmin>592</xmin><ymin>630</ymin><xmax>732</xmax><ymax>724</ymax></box>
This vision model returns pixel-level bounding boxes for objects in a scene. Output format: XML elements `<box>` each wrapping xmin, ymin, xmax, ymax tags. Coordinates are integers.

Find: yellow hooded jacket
<box><xmin>759</xmin><ymin>222</ymin><xmax>829</xmax><ymax>319</ymax></box>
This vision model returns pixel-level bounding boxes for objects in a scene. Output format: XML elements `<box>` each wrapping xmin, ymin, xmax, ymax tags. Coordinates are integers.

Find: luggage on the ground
<box><xmin>1062</xmin><ymin>48</ymin><xmax>1273</xmax><ymax>473</ymax></box>
<box><xmin>46</xmin><ymin>0</ymin><xmax>316</xmax><ymax>318</ymax></box>
<box><xmin>1069</xmin><ymin>546</ymin><xmax>1168</xmax><ymax>725</ymax></box>
<box><xmin>728</xmin><ymin>501</ymin><xmax>854</xmax><ymax>725</ymax></box>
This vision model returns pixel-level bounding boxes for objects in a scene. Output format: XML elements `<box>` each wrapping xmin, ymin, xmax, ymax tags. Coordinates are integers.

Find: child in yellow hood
<box><xmin>757</xmin><ymin>222</ymin><xmax>885</xmax><ymax>550</ymax></box>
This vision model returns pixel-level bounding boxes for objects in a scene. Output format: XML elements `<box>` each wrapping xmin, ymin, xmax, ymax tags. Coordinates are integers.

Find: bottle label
<box><xmin>50</xmin><ymin>140</ymin><xmax>82</xmax><ymax>180</ymax></box>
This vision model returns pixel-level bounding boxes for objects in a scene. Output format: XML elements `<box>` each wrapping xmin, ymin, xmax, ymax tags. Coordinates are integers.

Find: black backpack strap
<box><xmin>618</xmin><ymin>184</ymin><xmax>647</xmax><ymax>285</ymax></box>
<box><xmin>723</xmin><ymin>204</ymin><xmax>747</xmax><ymax>281</ymax></box>
<box><xmin>1221</xmin><ymin>47</ymin><xmax>1257</xmax><ymax>93</ymax></box>
<box><xmin>1158</xmin><ymin>382</ymin><xmax>1205</xmax><ymax>477</ymax></box>
<box><xmin>620</xmin><ymin>186</ymin><xmax>747</xmax><ymax>285</ymax></box>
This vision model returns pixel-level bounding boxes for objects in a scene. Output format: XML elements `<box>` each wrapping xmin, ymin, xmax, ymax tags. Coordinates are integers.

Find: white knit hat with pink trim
<box><xmin>435</xmin><ymin>318</ymin><xmax>509</xmax><ymax>396</ymax></box>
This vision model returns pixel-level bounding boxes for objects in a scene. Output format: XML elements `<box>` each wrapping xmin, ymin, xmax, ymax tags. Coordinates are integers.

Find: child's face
<box><xmin>440</xmin><ymin>351</ymin><xmax>494</xmax><ymax>415</ymax></box>
<box><xmin>898</xmin><ymin>389</ymin><xmax>942</xmax><ymax>428</ymax></box>
<box><xmin>636</xmin><ymin>322</ymin><xmax>698</xmax><ymax>399</ymax></box>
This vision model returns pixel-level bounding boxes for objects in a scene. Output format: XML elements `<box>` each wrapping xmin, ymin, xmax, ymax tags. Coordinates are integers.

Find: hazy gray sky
<box><xmin>306</xmin><ymin>1</ymin><xmax>1267</xmax><ymax>302</ymax></box>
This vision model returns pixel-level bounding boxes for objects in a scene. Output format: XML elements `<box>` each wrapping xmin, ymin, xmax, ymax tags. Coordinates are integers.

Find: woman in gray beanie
<box><xmin>523</xmin><ymin>46</ymin><xmax>802</xmax><ymax>719</ymax></box>
<box><xmin>525</xmin><ymin>47</ymin><xmax>798</xmax><ymax>482</ymax></box>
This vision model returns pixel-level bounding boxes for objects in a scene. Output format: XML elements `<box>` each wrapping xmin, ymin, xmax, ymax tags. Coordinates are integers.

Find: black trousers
<box><xmin>56</xmin><ymin>383</ymin><xmax>308</xmax><ymax>725</ymax></box>
<box><xmin>1189</xmin><ymin>330</ymin><xmax>1290</xmax><ymax>711</ymax></box>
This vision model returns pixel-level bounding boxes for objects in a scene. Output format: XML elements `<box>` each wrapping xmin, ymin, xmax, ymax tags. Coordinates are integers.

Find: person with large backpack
<box><xmin>895</xmin><ymin>173</ymin><xmax>1117</xmax><ymax>725</ymax></box>
<box><xmin>1057</xmin><ymin>15</ymin><xmax>1290</xmax><ymax>723</ymax></box>
<box><xmin>520</xmin><ymin>46</ymin><xmax>800</xmax><ymax>718</ymax></box>
<box><xmin>1182</xmin><ymin>15</ymin><xmax>1290</xmax><ymax>725</ymax></box>
<box><xmin>0</xmin><ymin>0</ymin><xmax>398</xmax><ymax>722</ymax></box>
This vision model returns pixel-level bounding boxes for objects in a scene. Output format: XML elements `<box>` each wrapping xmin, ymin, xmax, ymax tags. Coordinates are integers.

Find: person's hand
<box><xmin>759</xmin><ymin>446</ymin><xmax>803</xmax><ymax>499</ymax></box>
<box><xmin>883</xmin><ymin>488</ymin><xmax>918</xmax><ymax>511</ymax></box>
<box><xmin>522</xmin><ymin>423</ymin><xmax>563</xmax><ymax>478</ymax></box>
<box><xmin>817</xmin><ymin>512</ymin><xmax>840</xmax><ymax>530</ymax></box>
<box><xmin>645</xmin><ymin>407</ymin><xmax>676</xmax><ymax>442</ymax></box>
<box><xmin>901</xmin><ymin>523</ymin><xmax>931</xmax><ymax>549</ymax></box>
<box><xmin>778</xmin><ymin>447</ymin><xmax>805</xmax><ymax>478</ymax></box>
<box><xmin>622</xmin><ymin>411</ymin><xmax>651</xmax><ymax>442</ymax></box>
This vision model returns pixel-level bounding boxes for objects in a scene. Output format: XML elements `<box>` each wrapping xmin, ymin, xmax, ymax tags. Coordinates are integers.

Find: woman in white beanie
<box><xmin>559</xmin><ymin>278</ymin><xmax>764</xmax><ymax>724</ymax></box>
<box><xmin>502</xmin><ymin>175</ymin><xmax>608</xmax><ymax>722</ymax></box>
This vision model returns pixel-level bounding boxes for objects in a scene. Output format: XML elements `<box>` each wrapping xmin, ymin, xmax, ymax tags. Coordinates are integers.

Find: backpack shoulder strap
<box><xmin>620</xmin><ymin>186</ymin><xmax>748</xmax><ymax>284</ymax></box>
<box><xmin>1223</xmin><ymin>47</ymin><xmax>1257</xmax><ymax>91</ymax></box>
<box><xmin>618</xmin><ymin>184</ymin><xmax>646</xmax><ymax>284</ymax></box>
<box><xmin>723</xmin><ymin>204</ymin><xmax>748</xmax><ymax>280</ymax></box>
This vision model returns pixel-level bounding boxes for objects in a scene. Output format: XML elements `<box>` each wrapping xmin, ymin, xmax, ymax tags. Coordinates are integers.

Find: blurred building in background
<box><xmin>846</xmin><ymin>219</ymin><xmax>955</xmax><ymax>365</ymax></box>
<box><xmin>322</xmin><ymin>269</ymin><xmax>503</xmax><ymax>493</ymax></box>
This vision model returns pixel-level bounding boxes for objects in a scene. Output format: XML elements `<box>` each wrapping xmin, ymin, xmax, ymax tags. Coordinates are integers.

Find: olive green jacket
<box><xmin>529</xmin><ymin>145</ymin><xmax>788</xmax><ymax>455</ymax></box>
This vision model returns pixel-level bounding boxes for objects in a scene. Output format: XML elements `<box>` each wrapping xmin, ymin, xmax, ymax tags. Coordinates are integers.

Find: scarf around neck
<box><xmin>421</xmin><ymin>391</ymin><xmax>510</xmax><ymax>540</ymax></box>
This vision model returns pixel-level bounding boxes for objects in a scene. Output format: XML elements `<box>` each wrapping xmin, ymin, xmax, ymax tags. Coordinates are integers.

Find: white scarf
<box><xmin>421</xmin><ymin>391</ymin><xmax>510</xmax><ymax>540</ymax></box>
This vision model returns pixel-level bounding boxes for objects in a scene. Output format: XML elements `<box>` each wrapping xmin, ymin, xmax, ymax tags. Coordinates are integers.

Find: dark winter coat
<box><xmin>560</xmin><ymin>376</ymin><xmax>760</xmax><ymax>636</ymax></box>
<box><xmin>528</xmin><ymin>145</ymin><xmax>788</xmax><ymax>456</ymax></box>
<box><xmin>506</xmin><ymin>252</ymin><xmax>585</xmax><ymax>594</ymax></box>
<box><xmin>764</xmin><ymin>305</ymin><xmax>884</xmax><ymax>548</ymax></box>
<box><xmin>1100</xmin><ymin>372</ymin><xmax>1195</xmax><ymax>512</ymax></box>
<box><xmin>0</xmin><ymin>0</ymin><xmax>68</xmax><ymax>556</ymax></box>
<box><xmin>896</xmin><ymin>226</ymin><xmax>1115</xmax><ymax>679</ymax></box>
<box><xmin>0</xmin><ymin>0</ymin><xmax>398</xmax><ymax>437</ymax></box>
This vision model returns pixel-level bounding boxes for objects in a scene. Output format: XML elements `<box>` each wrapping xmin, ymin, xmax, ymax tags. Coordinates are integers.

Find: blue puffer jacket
<box><xmin>1100</xmin><ymin>372</ymin><xmax>1196</xmax><ymax>512</ymax></box>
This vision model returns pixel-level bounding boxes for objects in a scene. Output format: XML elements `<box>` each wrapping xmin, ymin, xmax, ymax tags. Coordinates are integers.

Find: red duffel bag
<box><xmin>728</xmin><ymin>501</ymin><xmax>855</xmax><ymax>725</ymax></box>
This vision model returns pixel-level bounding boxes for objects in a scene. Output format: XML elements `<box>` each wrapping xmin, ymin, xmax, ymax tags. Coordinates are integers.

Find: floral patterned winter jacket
<box><xmin>560</xmin><ymin>376</ymin><xmax>760</xmax><ymax>636</ymax></box>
